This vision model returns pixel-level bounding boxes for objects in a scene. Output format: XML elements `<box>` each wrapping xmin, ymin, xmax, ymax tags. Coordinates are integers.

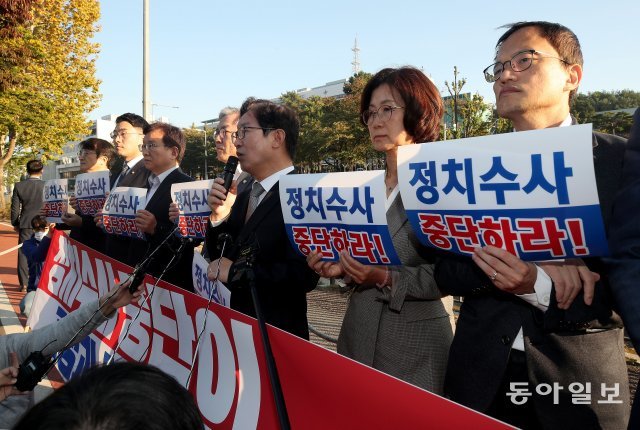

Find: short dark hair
<box><xmin>14</xmin><ymin>362</ymin><xmax>203</xmax><ymax>430</ymax></box>
<box><xmin>143</xmin><ymin>122</ymin><xmax>186</xmax><ymax>162</ymax></box>
<box><xmin>496</xmin><ymin>21</ymin><xmax>583</xmax><ymax>100</ymax></box>
<box><xmin>79</xmin><ymin>138</ymin><xmax>117</xmax><ymax>169</ymax></box>
<box><xmin>26</xmin><ymin>159</ymin><xmax>43</xmax><ymax>174</ymax></box>
<box><xmin>246</xmin><ymin>100</ymin><xmax>300</xmax><ymax>160</ymax></box>
<box><xmin>360</xmin><ymin>67</ymin><xmax>444</xmax><ymax>143</ymax></box>
<box><xmin>116</xmin><ymin>112</ymin><xmax>149</xmax><ymax>130</ymax></box>
<box><xmin>30</xmin><ymin>215</ymin><xmax>47</xmax><ymax>230</ymax></box>
<box><xmin>240</xmin><ymin>97</ymin><xmax>269</xmax><ymax>117</ymax></box>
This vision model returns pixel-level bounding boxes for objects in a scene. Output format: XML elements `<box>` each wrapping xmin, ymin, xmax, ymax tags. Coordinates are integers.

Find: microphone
<box><xmin>217</xmin><ymin>233</ymin><xmax>233</xmax><ymax>251</ymax></box>
<box><xmin>221</xmin><ymin>156</ymin><xmax>239</xmax><ymax>193</ymax></box>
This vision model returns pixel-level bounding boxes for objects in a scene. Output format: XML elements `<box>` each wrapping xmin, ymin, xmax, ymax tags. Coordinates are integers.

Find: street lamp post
<box><xmin>151</xmin><ymin>103</ymin><xmax>179</xmax><ymax>122</ymax></box>
<box><xmin>203</xmin><ymin>126</ymin><xmax>208</xmax><ymax>180</ymax></box>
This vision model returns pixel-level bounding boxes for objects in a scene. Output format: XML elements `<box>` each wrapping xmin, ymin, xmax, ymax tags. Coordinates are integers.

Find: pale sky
<box><xmin>92</xmin><ymin>0</ymin><xmax>640</xmax><ymax>127</ymax></box>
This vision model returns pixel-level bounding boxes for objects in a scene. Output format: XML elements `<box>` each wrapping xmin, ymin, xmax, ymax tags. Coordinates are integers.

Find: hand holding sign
<box><xmin>472</xmin><ymin>246</ymin><xmax>537</xmax><ymax>294</ymax></box>
<box><xmin>537</xmin><ymin>259</ymin><xmax>598</xmax><ymax>309</ymax></box>
<box><xmin>472</xmin><ymin>245</ymin><xmax>599</xmax><ymax>309</ymax></box>
<box><xmin>306</xmin><ymin>250</ymin><xmax>345</xmax><ymax>278</ymax></box>
<box><xmin>135</xmin><ymin>209</ymin><xmax>157</xmax><ymax>235</ymax></box>
<box><xmin>339</xmin><ymin>251</ymin><xmax>389</xmax><ymax>286</ymax></box>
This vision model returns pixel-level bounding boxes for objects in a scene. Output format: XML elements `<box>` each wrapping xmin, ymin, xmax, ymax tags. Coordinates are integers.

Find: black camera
<box><xmin>15</xmin><ymin>351</ymin><xmax>52</xmax><ymax>392</ymax></box>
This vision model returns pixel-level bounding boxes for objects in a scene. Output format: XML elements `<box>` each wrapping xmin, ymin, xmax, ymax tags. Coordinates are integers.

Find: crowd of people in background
<box><xmin>3</xmin><ymin>20</ymin><xmax>640</xmax><ymax>430</ymax></box>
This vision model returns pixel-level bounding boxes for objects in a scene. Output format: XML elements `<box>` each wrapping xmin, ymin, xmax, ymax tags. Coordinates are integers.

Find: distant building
<box><xmin>42</xmin><ymin>114</ymin><xmax>117</xmax><ymax>180</ymax></box>
<box><xmin>202</xmin><ymin>79</ymin><xmax>348</xmax><ymax>127</ymax></box>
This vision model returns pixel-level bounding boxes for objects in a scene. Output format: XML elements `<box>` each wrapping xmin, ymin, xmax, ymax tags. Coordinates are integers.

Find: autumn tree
<box><xmin>0</xmin><ymin>0</ymin><xmax>101</xmax><ymax>207</ymax></box>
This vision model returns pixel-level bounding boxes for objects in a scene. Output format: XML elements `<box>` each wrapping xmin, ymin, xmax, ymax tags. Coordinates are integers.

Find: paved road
<box><xmin>0</xmin><ymin>221</ymin><xmax>55</xmax><ymax>401</ymax></box>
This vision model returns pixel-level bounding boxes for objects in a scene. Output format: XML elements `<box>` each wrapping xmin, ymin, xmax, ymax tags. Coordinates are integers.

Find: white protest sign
<box><xmin>192</xmin><ymin>252</ymin><xmax>231</xmax><ymax>307</ymax></box>
<box><xmin>75</xmin><ymin>171</ymin><xmax>110</xmax><ymax>216</ymax></box>
<box><xmin>279</xmin><ymin>171</ymin><xmax>400</xmax><ymax>265</ymax></box>
<box><xmin>397</xmin><ymin>124</ymin><xmax>608</xmax><ymax>260</ymax></box>
<box><xmin>43</xmin><ymin>179</ymin><xmax>70</xmax><ymax>223</ymax></box>
<box><xmin>101</xmin><ymin>186</ymin><xmax>147</xmax><ymax>239</ymax></box>
<box><xmin>171</xmin><ymin>179</ymin><xmax>214</xmax><ymax>239</ymax></box>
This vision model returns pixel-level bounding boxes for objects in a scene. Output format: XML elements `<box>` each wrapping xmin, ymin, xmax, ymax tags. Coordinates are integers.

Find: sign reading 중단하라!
<box><xmin>398</xmin><ymin>124</ymin><xmax>608</xmax><ymax>261</ymax></box>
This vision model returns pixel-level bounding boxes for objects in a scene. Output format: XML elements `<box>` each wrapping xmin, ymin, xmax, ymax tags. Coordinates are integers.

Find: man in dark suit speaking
<box><xmin>437</xmin><ymin>21</ymin><xmax>629</xmax><ymax>429</ymax></box>
<box><xmin>11</xmin><ymin>160</ymin><xmax>45</xmax><ymax>290</ymax></box>
<box><xmin>205</xmin><ymin>100</ymin><xmax>318</xmax><ymax>339</ymax></box>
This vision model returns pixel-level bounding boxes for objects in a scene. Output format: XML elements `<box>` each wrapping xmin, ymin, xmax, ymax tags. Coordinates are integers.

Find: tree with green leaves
<box><xmin>572</xmin><ymin>89</ymin><xmax>640</xmax><ymax>136</ymax></box>
<box><xmin>0</xmin><ymin>0</ymin><xmax>101</xmax><ymax>208</ymax></box>
<box><xmin>321</xmin><ymin>72</ymin><xmax>376</xmax><ymax>171</ymax></box>
<box><xmin>280</xmin><ymin>92</ymin><xmax>330</xmax><ymax>172</ymax></box>
<box><xmin>181</xmin><ymin>127</ymin><xmax>216</xmax><ymax>179</ymax></box>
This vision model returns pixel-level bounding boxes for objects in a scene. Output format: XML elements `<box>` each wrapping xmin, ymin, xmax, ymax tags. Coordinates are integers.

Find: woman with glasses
<box><xmin>61</xmin><ymin>138</ymin><xmax>116</xmax><ymax>253</ymax></box>
<box><xmin>307</xmin><ymin>67</ymin><xmax>453</xmax><ymax>394</ymax></box>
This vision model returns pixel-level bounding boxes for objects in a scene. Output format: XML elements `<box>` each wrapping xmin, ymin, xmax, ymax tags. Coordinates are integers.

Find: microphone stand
<box><xmin>243</xmin><ymin>247</ymin><xmax>291</xmax><ymax>430</ymax></box>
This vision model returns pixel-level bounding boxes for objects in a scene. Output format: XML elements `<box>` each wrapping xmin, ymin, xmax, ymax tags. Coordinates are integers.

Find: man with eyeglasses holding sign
<box><xmin>127</xmin><ymin>122</ymin><xmax>195</xmax><ymax>291</ymax></box>
<box><xmin>436</xmin><ymin>22</ymin><xmax>629</xmax><ymax>429</ymax></box>
<box><xmin>100</xmin><ymin>113</ymin><xmax>152</xmax><ymax>264</ymax></box>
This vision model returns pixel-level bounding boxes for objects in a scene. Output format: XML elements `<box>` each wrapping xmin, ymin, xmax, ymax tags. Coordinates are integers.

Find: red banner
<box><xmin>28</xmin><ymin>230</ymin><xmax>510</xmax><ymax>429</ymax></box>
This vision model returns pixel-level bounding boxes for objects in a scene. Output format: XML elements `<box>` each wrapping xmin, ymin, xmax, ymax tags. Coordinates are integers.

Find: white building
<box><xmin>202</xmin><ymin>78</ymin><xmax>348</xmax><ymax>126</ymax></box>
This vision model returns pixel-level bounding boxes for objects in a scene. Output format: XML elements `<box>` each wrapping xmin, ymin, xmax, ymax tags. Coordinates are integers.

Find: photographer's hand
<box><xmin>1</xmin><ymin>353</ymin><xmax>21</xmax><ymax>400</ymax></box>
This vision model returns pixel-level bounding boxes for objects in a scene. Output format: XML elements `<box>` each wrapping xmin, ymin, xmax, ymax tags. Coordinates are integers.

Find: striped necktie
<box><xmin>245</xmin><ymin>182</ymin><xmax>264</xmax><ymax>222</ymax></box>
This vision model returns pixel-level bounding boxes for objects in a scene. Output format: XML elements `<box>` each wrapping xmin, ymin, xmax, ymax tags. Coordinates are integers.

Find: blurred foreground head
<box><xmin>14</xmin><ymin>362</ymin><xmax>203</xmax><ymax>430</ymax></box>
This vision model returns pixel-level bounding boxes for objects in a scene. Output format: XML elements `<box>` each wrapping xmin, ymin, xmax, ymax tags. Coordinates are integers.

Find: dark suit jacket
<box><xmin>608</xmin><ymin>108</ymin><xmax>640</xmax><ymax>428</ymax></box>
<box><xmin>112</xmin><ymin>159</ymin><xmax>151</xmax><ymax>188</ymax></box>
<box><xmin>127</xmin><ymin>168</ymin><xmax>195</xmax><ymax>292</ymax></box>
<box><xmin>11</xmin><ymin>177</ymin><xmax>44</xmax><ymax>229</ymax></box>
<box><xmin>206</xmin><ymin>172</ymin><xmax>318</xmax><ymax>339</ymax></box>
<box><xmin>236</xmin><ymin>170</ymin><xmax>254</xmax><ymax>195</ymax></box>
<box><xmin>437</xmin><ymin>131</ymin><xmax>629</xmax><ymax>429</ymax></box>
<box><xmin>104</xmin><ymin>159</ymin><xmax>151</xmax><ymax>264</ymax></box>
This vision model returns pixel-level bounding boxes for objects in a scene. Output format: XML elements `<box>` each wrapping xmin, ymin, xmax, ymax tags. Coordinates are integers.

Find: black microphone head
<box><xmin>221</xmin><ymin>156</ymin><xmax>239</xmax><ymax>193</ymax></box>
<box><xmin>223</xmin><ymin>156</ymin><xmax>239</xmax><ymax>174</ymax></box>
<box><xmin>217</xmin><ymin>233</ymin><xmax>233</xmax><ymax>250</ymax></box>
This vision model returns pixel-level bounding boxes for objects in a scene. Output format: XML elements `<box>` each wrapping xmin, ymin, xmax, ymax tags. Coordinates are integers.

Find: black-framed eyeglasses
<box><xmin>361</xmin><ymin>105</ymin><xmax>404</xmax><ymax>126</ymax></box>
<box><xmin>483</xmin><ymin>49</ymin><xmax>570</xmax><ymax>83</ymax></box>
<box><xmin>138</xmin><ymin>142</ymin><xmax>162</xmax><ymax>151</ymax></box>
<box><xmin>214</xmin><ymin>128</ymin><xmax>236</xmax><ymax>141</ymax></box>
<box><xmin>110</xmin><ymin>130</ymin><xmax>143</xmax><ymax>140</ymax></box>
<box><xmin>77</xmin><ymin>150</ymin><xmax>97</xmax><ymax>157</ymax></box>
<box><xmin>231</xmin><ymin>126</ymin><xmax>277</xmax><ymax>140</ymax></box>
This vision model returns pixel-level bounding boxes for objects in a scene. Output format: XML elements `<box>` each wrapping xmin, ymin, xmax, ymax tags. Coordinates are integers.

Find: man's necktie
<box><xmin>245</xmin><ymin>182</ymin><xmax>264</xmax><ymax>222</ymax></box>
<box><xmin>115</xmin><ymin>164</ymin><xmax>129</xmax><ymax>187</ymax></box>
